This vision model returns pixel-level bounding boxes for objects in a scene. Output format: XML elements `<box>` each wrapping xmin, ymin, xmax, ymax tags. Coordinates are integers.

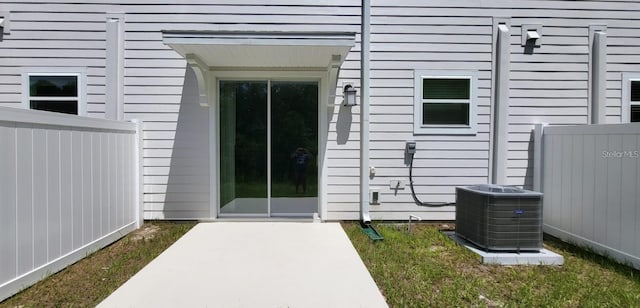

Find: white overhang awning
<box><xmin>163</xmin><ymin>31</ymin><xmax>355</xmax><ymax>68</ymax></box>
<box><xmin>162</xmin><ymin>31</ymin><xmax>355</xmax><ymax>106</ymax></box>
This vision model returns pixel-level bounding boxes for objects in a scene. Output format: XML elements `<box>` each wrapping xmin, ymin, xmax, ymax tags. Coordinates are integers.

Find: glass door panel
<box><xmin>219</xmin><ymin>81</ymin><xmax>268</xmax><ymax>215</ymax></box>
<box><xmin>270</xmin><ymin>82</ymin><xmax>318</xmax><ymax>216</ymax></box>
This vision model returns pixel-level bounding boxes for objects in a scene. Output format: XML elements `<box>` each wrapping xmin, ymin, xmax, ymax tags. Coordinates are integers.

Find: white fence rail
<box><xmin>534</xmin><ymin>123</ymin><xmax>640</xmax><ymax>269</ymax></box>
<box><xmin>0</xmin><ymin>107</ymin><xmax>142</xmax><ymax>301</ymax></box>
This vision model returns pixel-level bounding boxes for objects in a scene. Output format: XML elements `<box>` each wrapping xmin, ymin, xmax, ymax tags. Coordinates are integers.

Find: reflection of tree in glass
<box><xmin>30</xmin><ymin>76</ymin><xmax>77</xmax><ymax>97</ymax></box>
<box><xmin>62</xmin><ymin>83</ymin><xmax>77</xmax><ymax>96</ymax></box>
<box><xmin>234</xmin><ymin>82</ymin><xmax>267</xmax><ymax>183</ymax></box>
<box><xmin>219</xmin><ymin>81</ymin><xmax>319</xmax><ymax>201</ymax></box>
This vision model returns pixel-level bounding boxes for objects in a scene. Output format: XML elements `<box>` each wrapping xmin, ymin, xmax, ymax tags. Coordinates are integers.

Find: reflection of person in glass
<box><xmin>291</xmin><ymin>147</ymin><xmax>311</xmax><ymax>193</ymax></box>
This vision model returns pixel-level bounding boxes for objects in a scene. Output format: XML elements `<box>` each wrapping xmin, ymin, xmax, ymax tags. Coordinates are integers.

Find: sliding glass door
<box><xmin>219</xmin><ymin>80</ymin><xmax>318</xmax><ymax>217</ymax></box>
<box><xmin>270</xmin><ymin>82</ymin><xmax>318</xmax><ymax>216</ymax></box>
<box><xmin>219</xmin><ymin>81</ymin><xmax>268</xmax><ymax>215</ymax></box>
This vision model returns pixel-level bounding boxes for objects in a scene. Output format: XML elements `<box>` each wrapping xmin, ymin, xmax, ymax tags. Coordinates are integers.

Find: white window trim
<box><xmin>22</xmin><ymin>67</ymin><xmax>87</xmax><ymax>116</ymax></box>
<box><xmin>622</xmin><ymin>72</ymin><xmax>640</xmax><ymax>123</ymax></box>
<box><xmin>413</xmin><ymin>70</ymin><xmax>478</xmax><ymax>135</ymax></box>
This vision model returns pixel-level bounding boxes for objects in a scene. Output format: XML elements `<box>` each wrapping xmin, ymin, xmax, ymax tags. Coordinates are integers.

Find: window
<box><xmin>632</xmin><ymin>81</ymin><xmax>640</xmax><ymax>122</ymax></box>
<box><xmin>622</xmin><ymin>73</ymin><xmax>640</xmax><ymax>123</ymax></box>
<box><xmin>414</xmin><ymin>70</ymin><xmax>477</xmax><ymax>135</ymax></box>
<box><xmin>22</xmin><ymin>68</ymin><xmax>86</xmax><ymax>115</ymax></box>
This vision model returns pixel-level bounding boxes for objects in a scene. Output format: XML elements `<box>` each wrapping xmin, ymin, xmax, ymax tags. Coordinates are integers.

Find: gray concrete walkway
<box><xmin>98</xmin><ymin>222</ymin><xmax>388</xmax><ymax>308</ymax></box>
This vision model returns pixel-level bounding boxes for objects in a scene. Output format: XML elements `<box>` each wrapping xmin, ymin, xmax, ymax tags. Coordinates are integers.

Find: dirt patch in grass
<box><xmin>343</xmin><ymin>222</ymin><xmax>640</xmax><ymax>307</ymax></box>
<box><xmin>131</xmin><ymin>224</ymin><xmax>161</xmax><ymax>242</ymax></box>
<box><xmin>1</xmin><ymin>221</ymin><xmax>195</xmax><ymax>308</ymax></box>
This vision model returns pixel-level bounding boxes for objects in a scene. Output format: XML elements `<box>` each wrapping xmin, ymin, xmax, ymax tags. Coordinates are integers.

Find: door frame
<box><xmin>208</xmin><ymin>70</ymin><xmax>329</xmax><ymax>220</ymax></box>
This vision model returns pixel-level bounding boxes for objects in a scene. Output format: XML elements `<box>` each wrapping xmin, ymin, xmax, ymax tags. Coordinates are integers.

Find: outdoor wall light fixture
<box><xmin>343</xmin><ymin>84</ymin><xmax>357</xmax><ymax>106</ymax></box>
<box><xmin>0</xmin><ymin>13</ymin><xmax>9</xmax><ymax>41</ymax></box>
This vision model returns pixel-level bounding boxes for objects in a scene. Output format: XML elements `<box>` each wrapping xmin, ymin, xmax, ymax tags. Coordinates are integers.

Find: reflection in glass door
<box><xmin>219</xmin><ymin>81</ymin><xmax>268</xmax><ymax>215</ymax></box>
<box><xmin>219</xmin><ymin>80</ymin><xmax>318</xmax><ymax>217</ymax></box>
<box><xmin>270</xmin><ymin>82</ymin><xmax>318</xmax><ymax>216</ymax></box>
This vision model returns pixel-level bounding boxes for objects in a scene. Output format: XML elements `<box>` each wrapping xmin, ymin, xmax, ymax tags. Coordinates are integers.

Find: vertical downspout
<box><xmin>105</xmin><ymin>15</ymin><xmax>124</xmax><ymax>121</ymax></box>
<box><xmin>591</xmin><ymin>30</ymin><xmax>607</xmax><ymax>124</ymax></box>
<box><xmin>492</xmin><ymin>23</ymin><xmax>510</xmax><ymax>185</ymax></box>
<box><xmin>360</xmin><ymin>0</ymin><xmax>371</xmax><ymax>223</ymax></box>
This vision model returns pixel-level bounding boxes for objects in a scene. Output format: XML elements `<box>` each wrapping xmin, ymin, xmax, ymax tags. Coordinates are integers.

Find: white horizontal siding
<box><xmin>0</xmin><ymin>9</ymin><xmax>109</xmax><ymax>116</ymax></box>
<box><xmin>114</xmin><ymin>2</ymin><xmax>359</xmax><ymax>219</ymax></box>
<box><xmin>325</xmin><ymin>3</ymin><xmax>495</xmax><ymax>220</ymax></box>
<box><xmin>505</xmin><ymin>18</ymin><xmax>640</xmax><ymax>188</ymax></box>
<box><xmin>2</xmin><ymin>1</ymin><xmax>640</xmax><ymax>220</ymax></box>
<box><xmin>330</xmin><ymin>0</ymin><xmax>640</xmax><ymax>219</ymax></box>
<box><xmin>507</xmin><ymin>22</ymin><xmax>589</xmax><ymax>188</ymax></box>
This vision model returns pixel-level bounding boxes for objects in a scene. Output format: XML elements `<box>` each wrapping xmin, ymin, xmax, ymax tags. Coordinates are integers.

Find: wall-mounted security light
<box><xmin>521</xmin><ymin>24</ymin><xmax>543</xmax><ymax>47</ymax></box>
<box><xmin>343</xmin><ymin>84</ymin><xmax>357</xmax><ymax>106</ymax></box>
<box><xmin>0</xmin><ymin>12</ymin><xmax>9</xmax><ymax>41</ymax></box>
<box><xmin>0</xmin><ymin>18</ymin><xmax>4</xmax><ymax>41</ymax></box>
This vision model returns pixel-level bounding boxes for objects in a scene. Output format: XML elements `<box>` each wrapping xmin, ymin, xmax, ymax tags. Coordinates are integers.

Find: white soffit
<box><xmin>162</xmin><ymin>31</ymin><xmax>355</xmax><ymax>68</ymax></box>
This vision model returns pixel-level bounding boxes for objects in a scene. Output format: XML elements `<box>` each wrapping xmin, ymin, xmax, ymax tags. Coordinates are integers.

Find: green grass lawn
<box><xmin>4</xmin><ymin>221</ymin><xmax>639</xmax><ymax>307</ymax></box>
<box><xmin>343</xmin><ymin>222</ymin><xmax>640</xmax><ymax>307</ymax></box>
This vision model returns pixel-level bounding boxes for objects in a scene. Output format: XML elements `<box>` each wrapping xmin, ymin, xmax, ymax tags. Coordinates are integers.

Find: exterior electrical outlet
<box><xmin>370</xmin><ymin>189</ymin><xmax>380</xmax><ymax>205</ymax></box>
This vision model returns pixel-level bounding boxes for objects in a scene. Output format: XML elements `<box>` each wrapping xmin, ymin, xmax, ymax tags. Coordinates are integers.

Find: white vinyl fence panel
<box><xmin>0</xmin><ymin>106</ymin><xmax>141</xmax><ymax>301</ymax></box>
<box><xmin>535</xmin><ymin>123</ymin><xmax>640</xmax><ymax>269</ymax></box>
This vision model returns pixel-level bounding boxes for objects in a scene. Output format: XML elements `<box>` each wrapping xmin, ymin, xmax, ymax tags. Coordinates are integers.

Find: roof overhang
<box><xmin>162</xmin><ymin>31</ymin><xmax>355</xmax><ymax>106</ymax></box>
<box><xmin>164</xmin><ymin>31</ymin><xmax>355</xmax><ymax>69</ymax></box>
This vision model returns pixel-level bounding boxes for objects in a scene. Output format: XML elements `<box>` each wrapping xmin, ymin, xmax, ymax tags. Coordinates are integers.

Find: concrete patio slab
<box><xmin>98</xmin><ymin>222</ymin><xmax>388</xmax><ymax>308</ymax></box>
<box><xmin>446</xmin><ymin>232</ymin><xmax>565</xmax><ymax>266</ymax></box>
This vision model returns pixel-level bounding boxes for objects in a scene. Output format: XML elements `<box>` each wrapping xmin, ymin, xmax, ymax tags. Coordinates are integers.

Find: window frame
<box><xmin>413</xmin><ymin>70</ymin><xmax>478</xmax><ymax>135</ymax></box>
<box><xmin>22</xmin><ymin>67</ymin><xmax>87</xmax><ymax>116</ymax></box>
<box><xmin>622</xmin><ymin>72</ymin><xmax>640</xmax><ymax>123</ymax></box>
